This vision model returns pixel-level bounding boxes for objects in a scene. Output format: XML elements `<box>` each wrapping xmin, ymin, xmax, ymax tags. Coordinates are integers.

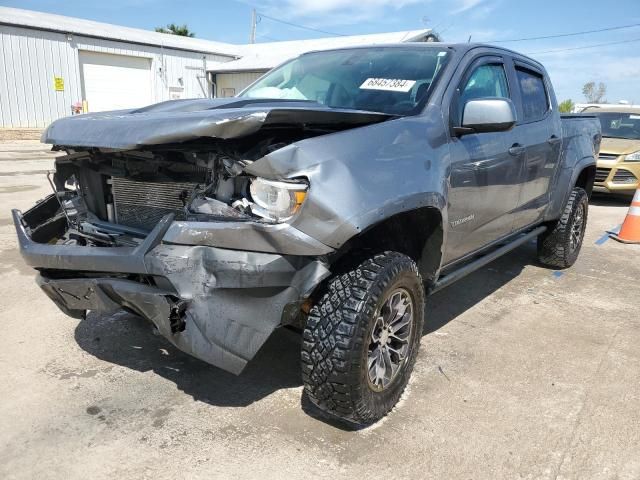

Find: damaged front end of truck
<box><xmin>13</xmin><ymin>98</ymin><xmax>393</xmax><ymax>373</ymax></box>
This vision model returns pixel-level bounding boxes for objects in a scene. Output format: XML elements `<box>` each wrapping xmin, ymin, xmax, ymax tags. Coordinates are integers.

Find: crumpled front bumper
<box><xmin>13</xmin><ymin>209</ymin><xmax>331</xmax><ymax>374</ymax></box>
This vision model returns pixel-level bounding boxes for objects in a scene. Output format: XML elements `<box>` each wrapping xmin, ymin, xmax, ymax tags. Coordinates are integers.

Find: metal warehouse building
<box><xmin>0</xmin><ymin>7</ymin><xmax>240</xmax><ymax>128</ymax></box>
<box><xmin>0</xmin><ymin>6</ymin><xmax>438</xmax><ymax>129</ymax></box>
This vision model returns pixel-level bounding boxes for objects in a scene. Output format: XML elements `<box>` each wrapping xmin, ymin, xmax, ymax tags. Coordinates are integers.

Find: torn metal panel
<box><xmin>144</xmin><ymin>244</ymin><xmax>325</xmax><ymax>290</ymax></box>
<box><xmin>34</xmin><ymin>250</ymin><xmax>329</xmax><ymax>374</ymax></box>
<box><xmin>161</xmin><ymin>220</ymin><xmax>334</xmax><ymax>256</ymax></box>
<box><xmin>37</xmin><ymin>275</ymin><xmax>172</xmax><ymax>321</ymax></box>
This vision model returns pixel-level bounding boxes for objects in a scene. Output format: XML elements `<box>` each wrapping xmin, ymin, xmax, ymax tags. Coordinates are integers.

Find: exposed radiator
<box><xmin>112</xmin><ymin>177</ymin><xmax>198</xmax><ymax>231</ymax></box>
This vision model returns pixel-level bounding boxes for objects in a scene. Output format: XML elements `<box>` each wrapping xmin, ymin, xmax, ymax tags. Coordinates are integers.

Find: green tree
<box><xmin>582</xmin><ymin>81</ymin><xmax>606</xmax><ymax>104</ymax></box>
<box><xmin>558</xmin><ymin>99</ymin><xmax>575</xmax><ymax>113</ymax></box>
<box><xmin>155</xmin><ymin>24</ymin><xmax>195</xmax><ymax>37</ymax></box>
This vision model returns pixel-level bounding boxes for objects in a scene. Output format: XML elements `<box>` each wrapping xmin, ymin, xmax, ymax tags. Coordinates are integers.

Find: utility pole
<box><xmin>250</xmin><ymin>8</ymin><xmax>257</xmax><ymax>44</ymax></box>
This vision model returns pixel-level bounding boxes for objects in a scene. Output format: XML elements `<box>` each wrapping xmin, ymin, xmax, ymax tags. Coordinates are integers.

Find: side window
<box><xmin>461</xmin><ymin>64</ymin><xmax>510</xmax><ymax>104</ymax></box>
<box><xmin>515</xmin><ymin>67</ymin><xmax>549</xmax><ymax>121</ymax></box>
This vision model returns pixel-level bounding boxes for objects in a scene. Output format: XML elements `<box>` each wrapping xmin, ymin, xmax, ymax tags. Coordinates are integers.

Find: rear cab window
<box><xmin>515</xmin><ymin>67</ymin><xmax>549</xmax><ymax>122</ymax></box>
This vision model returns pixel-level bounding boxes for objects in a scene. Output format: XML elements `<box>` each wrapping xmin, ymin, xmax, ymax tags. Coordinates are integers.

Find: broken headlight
<box><xmin>249</xmin><ymin>177</ymin><xmax>308</xmax><ymax>222</ymax></box>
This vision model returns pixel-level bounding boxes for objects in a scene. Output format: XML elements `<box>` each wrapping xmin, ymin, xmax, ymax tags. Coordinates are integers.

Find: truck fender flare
<box><xmin>333</xmin><ymin>192</ymin><xmax>448</xmax><ymax>248</ymax></box>
<box><xmin>545</xmin><ymin>155</ymin><xmax>596</xmax><ymax>222</ymax></box>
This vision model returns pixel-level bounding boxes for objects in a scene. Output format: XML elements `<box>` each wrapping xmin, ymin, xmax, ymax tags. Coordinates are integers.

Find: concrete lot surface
<box><xmin>1</xmin><ymin>140</ymin><xmax>639</xmax><ymax>479</ymax></box>
<box><xmin>0</xmin><ymin>129</ymin><xmax>43</xmax><ymax>141</ymax></box>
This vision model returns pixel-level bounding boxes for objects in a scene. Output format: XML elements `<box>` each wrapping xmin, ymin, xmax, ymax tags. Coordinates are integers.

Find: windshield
<box><xmin>591</xmin><ymin>111</ymin><xmax>640</xmax><ymax>140</ymax></box>
<box><xmin>240</xmin><ymin>47</ymin><xmax>451</xmax><ymax>115</ymax></box>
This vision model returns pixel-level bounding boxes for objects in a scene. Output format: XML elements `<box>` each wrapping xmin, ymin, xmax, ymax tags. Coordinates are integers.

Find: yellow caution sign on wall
<box><xmin>54</xmin><ymin>77</ymin><xmax>64</xmax><ymax>91</ymax></box>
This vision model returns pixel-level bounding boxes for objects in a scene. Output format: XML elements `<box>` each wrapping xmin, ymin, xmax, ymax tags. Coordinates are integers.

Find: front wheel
<box><xmin>537</xmin><ymin>187</ymin><xmax>589</xmax><ymax>268</ymax></box>
<box><xmin>301</xmin><ymin>251</ymin><xmax>425</xmax><ymax>426</ymax></box>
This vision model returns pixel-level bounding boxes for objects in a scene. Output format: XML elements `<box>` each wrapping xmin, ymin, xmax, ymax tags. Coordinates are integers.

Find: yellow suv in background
<box><xmin>586</xmin><ymin>107</ymin><xmax>640</xmax><ymax>195</ymax></box>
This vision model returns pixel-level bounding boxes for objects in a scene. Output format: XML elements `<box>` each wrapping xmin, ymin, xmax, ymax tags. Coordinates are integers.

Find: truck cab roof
<box><xmin>299</xmin><ymin>42</ymin><xmax>546</xmax><ymax>70</ymax></box>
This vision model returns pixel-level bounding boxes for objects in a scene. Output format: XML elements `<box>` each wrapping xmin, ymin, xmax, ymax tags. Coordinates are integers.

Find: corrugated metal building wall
<box><xmin>215</xmin><ymin>72</ymin><xmax>265</xmax><ymax>97</ymax></box>
<box><xmin>0</xmin><ymin>25</ymin><xmax>234</xmax><ymax>128</ymax></box>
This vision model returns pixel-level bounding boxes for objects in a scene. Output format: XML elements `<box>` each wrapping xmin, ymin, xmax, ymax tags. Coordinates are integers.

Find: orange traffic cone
<box><xmin>610</xmin><ymin>188</ymin><xmax>640</xmax><ymax>244</ymax></box>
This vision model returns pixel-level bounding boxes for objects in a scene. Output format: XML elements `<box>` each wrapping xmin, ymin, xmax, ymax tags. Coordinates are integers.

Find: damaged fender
<box><xmin>245</xmin><ymin>103</ymin><xmax>451</xmax><ymax>249</ymax></box>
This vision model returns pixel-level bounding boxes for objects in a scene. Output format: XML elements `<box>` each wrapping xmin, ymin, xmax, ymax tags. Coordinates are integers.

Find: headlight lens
<box><xmin>625</xmin><ymin>151</ymin><xmax>640</xmax><ymax>162</ymax></box>
<box><xmin>249</xmin><ymin>177</ymin><xmax>308</xmax><ymax>221</ymax></box>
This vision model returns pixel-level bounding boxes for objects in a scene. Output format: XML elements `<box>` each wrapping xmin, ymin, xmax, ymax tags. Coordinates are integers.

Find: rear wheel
<box><xmin>301</xmin><ymin>251</ymin><xmax>425</xmax><ymax>426</ymax></box>
<box><xmin>537</xmin><ymin>187</ymin><xmax>588</xmax><ymax>268</ymax></box>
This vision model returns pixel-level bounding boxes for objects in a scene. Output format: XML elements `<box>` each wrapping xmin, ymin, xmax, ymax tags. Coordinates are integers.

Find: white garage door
<box><xmin>79</xmin><ymin>51</ymin><xmax>152</xmax><ymax>112</ymax></box>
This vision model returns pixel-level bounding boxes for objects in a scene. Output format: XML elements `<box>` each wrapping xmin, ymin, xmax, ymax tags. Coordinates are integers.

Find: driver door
<box><xmin>444</xmin><ymin>56</ymin><xmax>523</xmax><ymax>264</ymax></box>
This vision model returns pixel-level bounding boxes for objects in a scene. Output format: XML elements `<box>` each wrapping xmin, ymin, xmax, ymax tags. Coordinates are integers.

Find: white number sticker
<box><xmin>630</xmin><ymin>115</ymin><xmax>640</xmax><ymax>119</ymax></box>
<box><xmin>359</xmin><ymin>78</ymin><xmax>416</xmax><ymax>92</ymax></box>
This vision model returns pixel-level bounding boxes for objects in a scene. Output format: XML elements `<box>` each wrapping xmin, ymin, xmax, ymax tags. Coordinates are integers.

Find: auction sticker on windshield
<box><xmin>360</xmin><ymin>78</ymin><xmax>416</xmax><ymax>92</ymax></box>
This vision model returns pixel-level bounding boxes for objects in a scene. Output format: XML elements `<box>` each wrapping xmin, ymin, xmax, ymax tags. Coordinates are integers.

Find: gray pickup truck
<box><xmin>13</xmin><ymin>43</ymin><xmax>600</xmax><ymax>426</ymax></box>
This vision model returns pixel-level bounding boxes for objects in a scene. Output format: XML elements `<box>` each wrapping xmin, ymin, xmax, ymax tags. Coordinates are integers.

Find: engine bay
<box><xmin>28</xmin><ymin>132</ymin><xmax>306</xmax><ymax>248</ymax></box>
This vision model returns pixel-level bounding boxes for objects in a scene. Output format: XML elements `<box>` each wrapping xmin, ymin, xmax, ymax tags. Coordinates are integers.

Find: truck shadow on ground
<box><xmin>589</xmin><ymin>192</ymin><xmax>634</xmax><ymax>207</ymax></box>
<box><xmin>75</xmin><ymin>244</ymin><xmax>532</xmax><ymax>420</ymax></box>
<box><xmin>75</xmin><ymin>312</ymin><xmax>304</xmax><ymax>408</ymax></box>
<box><xmin>424</xmin><ymin>244</ymin><xmax>531</xmax><ymax>335</ymax></box>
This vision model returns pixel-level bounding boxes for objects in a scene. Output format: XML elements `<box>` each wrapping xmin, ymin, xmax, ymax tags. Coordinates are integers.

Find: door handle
<box><xmin>508</xmin><ymin>144</ymin><xmax>526</xmax><ymax>156</ymax></box>
<box><xmin>548</xmin><ymin>135</ymin><xmax>561</xmax><ymax>145</ymax></box>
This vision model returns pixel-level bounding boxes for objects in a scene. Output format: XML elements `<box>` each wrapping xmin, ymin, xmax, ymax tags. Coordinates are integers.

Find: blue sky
<box><xmin>2</xmin><ymin>0</ymin><xmax>639</xmax><ymax>103</ymax></box>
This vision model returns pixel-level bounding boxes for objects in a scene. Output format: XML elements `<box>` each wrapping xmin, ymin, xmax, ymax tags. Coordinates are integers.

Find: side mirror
<box><xmin>456</xmin><ymin>98</ymin><xmax>517</xmax><ymax>135</ymax></box>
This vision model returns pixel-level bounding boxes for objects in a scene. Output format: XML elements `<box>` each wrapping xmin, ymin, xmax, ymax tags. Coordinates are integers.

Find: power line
<box><xmin>228</xmin><ymin>0</ymin><xmax>347</xmax><ymax>38</ymax></box>
<box><xmin>526</xmin><ymin>37</ymin><xmax>640</xmax><ymax>55</ymax></box>
<box><xmin>492</xmin><ymin>22</ymin><xmax>640</xmax><ymax>43</ymax></box>
<box><xmin>257</xmin><ymin>12</ymin><xmax>347</xmax><ymax>37</ymax></box>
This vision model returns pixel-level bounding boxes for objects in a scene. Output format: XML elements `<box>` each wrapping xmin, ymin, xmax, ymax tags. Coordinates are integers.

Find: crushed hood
<box><xmin>42</xmin><ymin>98</ymin><xmax>393</xmax><ymax>150</ymax></box>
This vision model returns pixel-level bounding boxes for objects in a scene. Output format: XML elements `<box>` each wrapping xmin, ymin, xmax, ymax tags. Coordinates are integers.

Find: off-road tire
<box><xmin>537</xmin><ymin>187</ymin><xmax>589</xmax><ymax>268</ymax></box>
<box><xmin>301</xmin><ymin>251</ymin><xmax>425</xmax><ymax>426</ymax></box>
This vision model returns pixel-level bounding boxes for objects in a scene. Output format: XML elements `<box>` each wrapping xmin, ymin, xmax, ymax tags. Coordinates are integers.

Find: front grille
<box><xmin>598</xmin><ymin>153</ymin><xmax>619</xmax><ymax>161</ymax></box>
<box><xmin>112</xmin><ymin>178</ymin><xmax>198</xmax><ymax>231</ymax></box>
<box><xmin>594</xmin><ymin>167</ymin><xmax>611</xmax><ymax>183</ymax></box>
<box><xmin>612</xmin><ymin>169</ymin><xmax>637</xmax><ymax>184</ymax></box>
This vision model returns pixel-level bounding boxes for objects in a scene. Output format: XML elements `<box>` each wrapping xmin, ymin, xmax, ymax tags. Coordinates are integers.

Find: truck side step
<box><xmin>430</xmin><ymin>226</ymin><xmax>547</xmax><ymax>294</ymax></box>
